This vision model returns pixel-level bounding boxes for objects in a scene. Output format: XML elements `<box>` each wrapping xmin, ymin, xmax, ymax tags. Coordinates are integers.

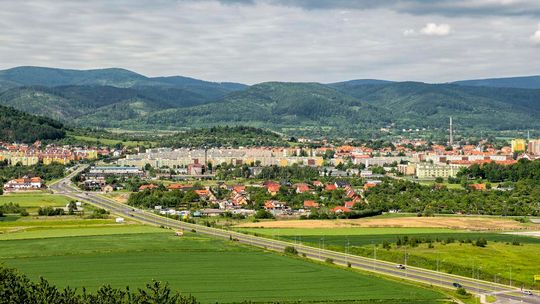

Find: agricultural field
<box><xmin>0</xmin><ymin>193</ymin><xmax>71</xmax><ymax>212</ymax></box>
<box><xmin>236</xmin><ymin>217</ymin><xmax>540</xmax><ymax>289</ymax></box>
<box><xmin>236</xmin><ymin>216</ymin><xmax>540</xmax><ymax>230</ymax></box>
<box><xmin>0</xmin><ymin>220</ymin><xmax>449</xmax><ymax>303</ymax></box>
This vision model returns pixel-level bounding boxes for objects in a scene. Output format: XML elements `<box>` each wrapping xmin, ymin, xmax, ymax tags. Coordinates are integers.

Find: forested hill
<box><xmin>453</xmin><ymin>75</ymin><xmax>540</xmax><ymax>89</ymax></box>
<box><xmin>1</xmin><ymin>66</ymin><xmax>540</xmax><ymax>137</ymax></box>
<box><xmin>0</xmin><ymin>105</ymin><xmax>66</xmax><ymax>142</ymax></box>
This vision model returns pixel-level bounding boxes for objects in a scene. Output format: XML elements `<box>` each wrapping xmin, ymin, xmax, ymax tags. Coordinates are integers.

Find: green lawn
<box><xmin>0</xmin><ymin>193</ymin><xmax>71</xmax><ymax>212</ymax></box>
<box><xmin>0</xmin><ymin>230</ymin><xmax>446</xmax><ymax>303</ymax></box>
<box><xmin>241</xmin><ymin>227</ymin><xmax>540</xmax><ymax>289</ymax></box>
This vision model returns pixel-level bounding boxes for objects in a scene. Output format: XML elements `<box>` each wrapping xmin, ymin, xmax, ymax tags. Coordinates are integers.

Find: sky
<box><xmin>1</xmin><ymin>0</ymin><xmax>540</xmax><ymax>84</ymax></box>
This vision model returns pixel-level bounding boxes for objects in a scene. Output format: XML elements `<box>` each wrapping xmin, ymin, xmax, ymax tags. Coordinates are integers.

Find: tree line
<box><xmin>0</xmin><ymin>265</ymin><xmax>198</xmax><ymax>304</ymax></box>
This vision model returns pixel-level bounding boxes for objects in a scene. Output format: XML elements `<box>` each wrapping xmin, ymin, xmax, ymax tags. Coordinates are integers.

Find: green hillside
<box><xmin>0</xmin><ymin>105</ymin><xmax>65</xmax><ymax>142</ymax></box>
<box><xmin>1</xmin><ymin>66</ymin><xmax>540</xmax><ymax>137</ymax></box>
<box><xmin>136</xmin><ymin>82</ymin><xmax>390</xmax><ymax>131</ymax></box>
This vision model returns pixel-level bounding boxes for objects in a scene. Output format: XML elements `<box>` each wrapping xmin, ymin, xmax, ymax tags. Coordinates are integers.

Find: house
<box><xmin>331</xmin><ymin>206</ymin><xmax>351</xmax><ymax>213</ymax></box>
<box><xmin>313</xmin><ymin>180</ymin><xmax>323</xmax><ymax>187</ymax></box>
<box><xmin>294</xmin><ymin>183</ymin><xmax>311</xmax><ymax>194</ymax></box>
<box><xmin>470</xmin><ymin>183</ymin><xmax>487</xmax><ymax>191</ymax></box>
<box><xmin>264</xmin><ymin>200</ymin><xmax>287</xmax><ymax>210</ymax></box>
<box><xmin>167</xmin><ymin>183</ymin><xmax>191</xmax><ymax>191</ymax></box>
<box><xmin>334</xmin><ymin>180</ymin><xmax>349</xmax><ymax>188</ymax></box>
<box><xmin>303</xmin><ymin>200</ymin><xmax>320</xmax><ymax>209</ymax></box>
<box><xmin>344</xmin><ymin>201</ymin><xmax>355</xmax><ymax>209</ymax></box>
<box><xmin>233</xmin><ymin>185</ymin><xmax>246</xmax><ymax>193</ymax></box>
<box><xmin>325</xmin><ymin>184</ymin><xmax>337</xmax><ymax>191</ymax></box>
<box><xmin>266</xmin><ymin>183</ymin><xmax>281</xmax><ymax>196</ymax></box>
<box><xmin>3</xmin><ymin>176</ymin><xmax>43</xmax><ymax>190</ymax></box>
<box><xmin>139</xmin><ymin>184</ymin><xmax>159</xmax><ymax>191</ymax></box>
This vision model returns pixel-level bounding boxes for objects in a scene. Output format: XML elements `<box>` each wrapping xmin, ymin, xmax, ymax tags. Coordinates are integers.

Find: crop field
<box><xmin>0</xmin><ymin>226</ymin><xmax>447</xmax><ymax>303</ymax></box>
<box><xmin>0</xmin><ymin>193</ymin><xmax>71</xmax><ymax>212</ymax></box>
<box><xmin>239</xmin><ymin>226</ymin><xmax>540</xmax><ymax>288</ymax></box>
<box><xmin>236</xmin><ymin>216</ymin><xmax>540</xmax><ymax>230</ymax></box>
<box><xmin>0</xmin><ymin>216</ymin><xmax>147</xmax><ymax>238</ymax></box>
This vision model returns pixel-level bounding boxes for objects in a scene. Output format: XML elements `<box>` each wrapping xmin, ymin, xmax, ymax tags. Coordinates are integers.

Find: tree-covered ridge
<box><xmin>0</xmin><ymin>105</ymin><xmax>65</xmax><ymax>143</ymax></box>
<box><xmin>2</xmin><ymin>66</ymin><xmax>540</xmax><ymax>136</ymax></box>
<box><xmin>0</xmin><ymin>265</ymin><xmax>198</xmax><ymax>304</ymax></box>
<box><xmin>161</xmin><ymin>126</ymin><xmax>287</xmax><ymax>148</ymax></box>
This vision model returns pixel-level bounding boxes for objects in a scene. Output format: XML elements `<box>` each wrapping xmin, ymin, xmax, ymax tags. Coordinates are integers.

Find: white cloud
<box><xmin>530</xmin><ymin>25</ymin><xmax>540</xmax><ymax>45</ymax></box>
<box><xmin>420</xmin><ymin>23</ymin><xmax>452</xmax><ymax>36</ymax></box>
<box><xmin>403</xmin><ymin>29</ymin><xmax>416</xmax><ymax>36</ymax></box>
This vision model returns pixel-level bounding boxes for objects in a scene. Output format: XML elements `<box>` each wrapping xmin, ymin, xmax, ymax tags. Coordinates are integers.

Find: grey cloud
<box><xmin>215</xmin><ymin>0</ymin><xmax>540</xmax><ymax>17</ymax></box>
<box><xmin>0</xmin><ymin>0</ymin><xmax>539</xmax><ymax>84</ymax></box>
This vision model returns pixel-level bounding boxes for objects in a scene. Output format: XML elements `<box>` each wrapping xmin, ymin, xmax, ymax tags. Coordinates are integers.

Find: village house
<box><xmin>303</xmin><ymin>200</ymin><xmax>319</xmax><ymax>209</ymax></box>
<box><xmin>3</xmin><ymin>176</ymin><xmax>43</xmax><ymax>191</ymax></box>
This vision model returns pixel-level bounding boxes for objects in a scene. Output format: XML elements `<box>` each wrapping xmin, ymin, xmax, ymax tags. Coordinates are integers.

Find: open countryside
<box><xmin>3</xmin><ymin>1</ymin><xmax>540</xmax><ymax>303</ymax></box>
<box><xmin>0</xmin><ymin>219</ymin><xmax>446</xmax><ymax>303</ymax></box>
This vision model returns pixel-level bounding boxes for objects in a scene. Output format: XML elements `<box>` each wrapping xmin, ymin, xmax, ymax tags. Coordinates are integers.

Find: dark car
<box><xmin>452</xmin><ymin>282</ymin><xmax>462</xmax><ymax>288</ymax></box>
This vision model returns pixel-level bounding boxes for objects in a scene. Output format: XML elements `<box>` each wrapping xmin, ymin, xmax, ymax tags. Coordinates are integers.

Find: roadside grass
<box><xmin>0</xmin><ymin>193</ymin><xmax>71</xmax><ymax>212</ymax></box>
<box><xmin>0</xmin><ymin>224</ymin><xmax>161</xmax><ymax>240</ymax></box>
<box><xmin>0</xmin><ymin>231</ymin><xmax>446</xmax><ymax>303</ymax></box>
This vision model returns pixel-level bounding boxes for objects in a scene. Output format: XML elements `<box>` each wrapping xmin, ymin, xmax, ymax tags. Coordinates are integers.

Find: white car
<box><xmin>396</xmin><ymin>264</ymin><xmax>406</xmax><ymax>269</ymax></box>
<box><xmin>523</xmin><ymin>290</ymin><xmax>533</xmax><ymax>296</ymax></box>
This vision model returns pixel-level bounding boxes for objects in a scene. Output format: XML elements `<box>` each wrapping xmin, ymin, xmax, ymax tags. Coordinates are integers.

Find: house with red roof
<box><xmin>303</xmin><ymin>200</ymin><xmax>320</xmax><ymax>209</ymax></box>
<box><xmin>139</xmin><ymin>184</ymin><xmax>159</xmax><ymax>191</ymax></box>
<box><xmin>331</xmin><ymin>206</ymin><xmax>351</xmax><ymax>213</ymax></box>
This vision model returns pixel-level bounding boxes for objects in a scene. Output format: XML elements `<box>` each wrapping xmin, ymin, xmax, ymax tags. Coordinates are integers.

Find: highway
<box><xmin>52</xmin><ymin>166</ymin><xmax>540</xmax><ymax>304</ymax></box>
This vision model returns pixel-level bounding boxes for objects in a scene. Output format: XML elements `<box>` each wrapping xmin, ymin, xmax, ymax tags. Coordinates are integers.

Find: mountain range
<box><xmin>1</xmin><ymin>66</ymin><xmax>539</xmax><ymax>137</ymax></box>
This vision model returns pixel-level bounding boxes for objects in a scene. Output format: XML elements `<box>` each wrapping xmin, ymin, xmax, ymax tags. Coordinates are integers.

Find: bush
<box><xmin>254</xmin><ymin>209</ymin><xmax>274</xmax><ymax>219</ymax></box>
<box><xmin>38</xmin><ymin>206</ymin><xmax>65</xmax><ymax>216</ymax></box>
<box><xmin>284</xmin><ymin>246</ymin><xmax>298</xmax><ymax>255</ymax></box>
<box><xmin>325</xmin><ymin>258</ymin><xmax>334</xmax><ymax>264</ymax></box>
<box><xmin>475</xmin><ymin>238</ymin><xmax>488</xmax><ymax>247</ymax></box>
<box><xmin>456</xmin><ymin>287</ymin><xmax>469</xmax><ymax>296</ymax></box>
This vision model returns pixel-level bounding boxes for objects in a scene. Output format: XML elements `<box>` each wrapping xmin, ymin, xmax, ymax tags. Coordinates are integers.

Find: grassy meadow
<box><xmin>0</xmin><ymin>193</ymin><xmax>70</xmax><ymax>212</ymax></box>
<box><xmin>0</xmin><ymin>219</ymin><xmax>448</xmax><ymax>303</ymax></box>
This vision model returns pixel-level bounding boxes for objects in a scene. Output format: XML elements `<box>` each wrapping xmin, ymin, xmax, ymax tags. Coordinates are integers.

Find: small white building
<box><xmin>115</xmin><ymin>217</ymin><xmax>125</xmax><ymax>223</ymax></box>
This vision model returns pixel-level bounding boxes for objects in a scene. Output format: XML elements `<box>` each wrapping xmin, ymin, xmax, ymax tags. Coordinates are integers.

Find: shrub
<box><xmin>456</xmin><ymin>287</ymin><xmax>469</xmax><ymax>296</ymax></box>
<box><xmin>284</xmin><ymin>246</ymin><xmax>298</xmax><ymax>255</ymax></box>
<box><xmin>475</xmin><ymin>238</ymin><xmax>488</xmax><ymax>247</ymax></box>
<box><xmin>325</xmin><ymin>258</ymin><xmax>334</xmax><ymax>264</ymax></box>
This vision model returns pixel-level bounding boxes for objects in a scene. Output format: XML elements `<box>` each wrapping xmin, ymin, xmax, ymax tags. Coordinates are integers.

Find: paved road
<box><xmin>52</xmin><ymin>166</ymin><xmax>540</xmax><ymax>304</ymax></box>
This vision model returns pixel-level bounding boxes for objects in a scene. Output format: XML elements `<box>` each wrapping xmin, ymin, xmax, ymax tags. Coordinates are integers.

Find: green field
<box><xmin>240</xmin><ymin>227</ymin><xmax>540</xmax><ymax>289</ymax></box>
<box><xmin>0</xmin><ymin>193</ymin><xmax>70</xmax><ymax>212</ymax></box>
<box><xmin>0</xmin><ymin>225</ymin><xmax>447</xmax><ymax>303</ymax></box>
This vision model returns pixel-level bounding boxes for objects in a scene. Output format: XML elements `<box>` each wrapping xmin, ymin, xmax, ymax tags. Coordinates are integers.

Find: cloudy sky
<box><xmin>1</xmin><ymin>0</ymin><xmax>540</xmax><ymax>84</ymax></box>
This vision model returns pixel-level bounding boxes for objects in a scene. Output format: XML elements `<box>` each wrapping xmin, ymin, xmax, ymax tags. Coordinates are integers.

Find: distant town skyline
<box><xmin>1</xmin><ymin>0</ymin><xmax>540</xmax><ymax>84</ymax></box>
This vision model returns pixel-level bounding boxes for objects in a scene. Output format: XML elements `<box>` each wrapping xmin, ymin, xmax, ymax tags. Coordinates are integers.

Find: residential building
<box><xmin>511</xmin><ymin>139</ymin><xmax>527</xmax><ymax>153</ymax></box>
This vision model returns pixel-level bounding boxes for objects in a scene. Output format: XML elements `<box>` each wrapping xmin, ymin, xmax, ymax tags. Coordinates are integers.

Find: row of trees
<box><xmin>365</xmin><ymin>178</ymin><xmax>540</xmax><ymax>216</ymax></box>
<box><xmin>0</xmin><ymin>265</ymin><xmax>198</xmax><ymax>304</ymax></box>
<box><xmin>128</xmin><ymin>189</ymin><xmax>201</xmax><ymax>209</ymax></box>
<box><xmin>0</xmin><ymin>162</ymin><xmax>65</xmax><ymax>184</ymax></box>
<box><xmin>458</xmin><ymin>159</ymin><xmax>540</xmax><ymax>182</ymax></box>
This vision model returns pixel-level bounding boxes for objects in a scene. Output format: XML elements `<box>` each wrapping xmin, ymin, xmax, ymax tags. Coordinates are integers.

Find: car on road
<box><xmin>396</xmin><ymin>264</ymin><xmax>406</xmax><ymax>269</ymax></box>
<box><xmin>452</xmin><ymin>282</ymin><xmax>462</xmax><ymax>288</ymax></box>
<box><xmin>523</xmin><ymin>290</ymin><xmax>533</xmax><ymax>296</ymax></box>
